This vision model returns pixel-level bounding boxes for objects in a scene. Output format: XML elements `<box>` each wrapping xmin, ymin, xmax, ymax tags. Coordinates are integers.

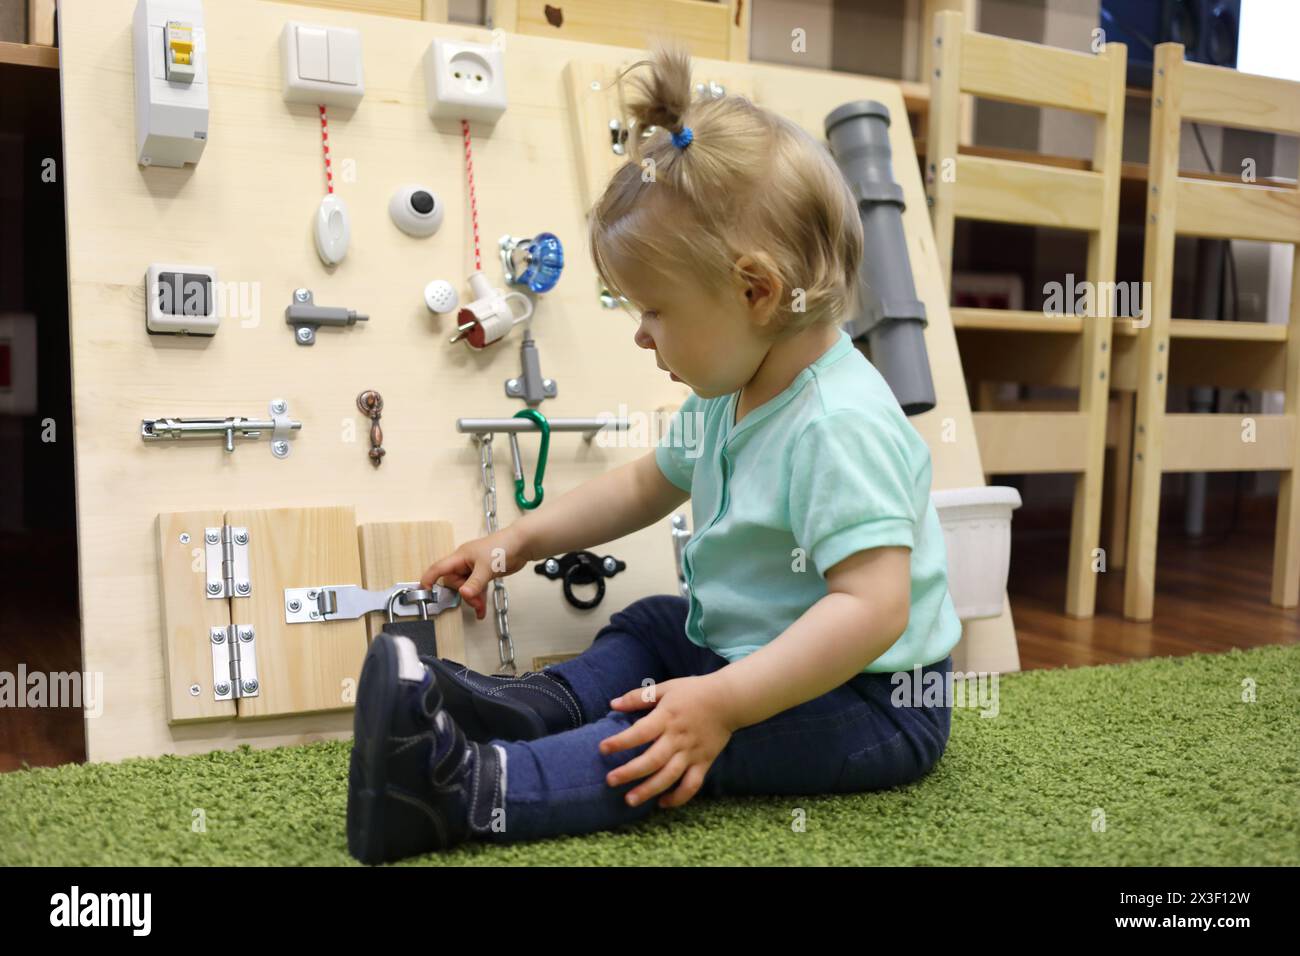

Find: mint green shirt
<box><xmin>655</xmin><ymin>327</ymin><xmax>962</xmax><ymax>674</ymax></box>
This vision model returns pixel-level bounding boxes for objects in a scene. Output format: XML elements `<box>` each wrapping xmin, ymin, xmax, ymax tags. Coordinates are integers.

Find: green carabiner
<box><xmin>511</xmin><ymin>408</ymin><xmax>549</xmax><ymax>510</ymax></box>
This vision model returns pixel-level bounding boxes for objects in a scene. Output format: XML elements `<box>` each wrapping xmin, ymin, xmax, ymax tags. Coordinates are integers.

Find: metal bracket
<box><xmin>211</xmin><ymin>625</ymin><xmax>259</xmax><ymax>701</ymax></box>
<box><xmin>286</xmin><ymin>288</ymin><xmax>369</xmax><ymax>346</ymax></box>
<box><xmin>205</xmin><ymin>525</ymin><xmax>251</xmax><ymax>599</ymax></box>
<box><xmin>504</xmin><ymin>333</ymin><xmax>556</xmax><ymax>404</ymax></box>
<box><xmin>283</xmin><ymin>582</ymin><xmax>462</xmax><ymax>624</ymax></box>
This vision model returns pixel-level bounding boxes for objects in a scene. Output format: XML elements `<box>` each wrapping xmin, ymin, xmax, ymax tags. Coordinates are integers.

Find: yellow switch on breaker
<box><xmin>165</xmin><ymin>21</ymin><xmax>195</xmax><ymax>79</ymax></box>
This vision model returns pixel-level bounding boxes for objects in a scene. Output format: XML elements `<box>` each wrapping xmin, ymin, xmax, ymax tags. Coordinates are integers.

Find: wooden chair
<box><xmin>1124</xmin><ymin>43</ymin><xmax>1300</xmax><ymax>620</ymax></box>
<box><xmin>925</xmin><ymin>10</ymin><xmax>1127</xmax><ymax>619</ymax></box>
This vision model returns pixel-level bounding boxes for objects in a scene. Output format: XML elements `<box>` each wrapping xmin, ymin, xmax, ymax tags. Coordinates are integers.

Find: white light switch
<box><xmin>296</xmin><ymin>26</ymin><xmax>329</xmax><ymax>82</ymax></box>
<box><xmin>327</xmin><ymin>29</ymin><xmax>361</xmax><ymax>86</ymax></box>
<box><xmin>280</xmin><ymin>20</ymin><xmax>365</xmax><ymax>108</ymax></box>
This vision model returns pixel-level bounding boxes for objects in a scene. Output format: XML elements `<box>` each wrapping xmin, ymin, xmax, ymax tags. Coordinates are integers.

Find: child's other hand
<box><xmin>600</xmin><ymin>674</ymin><xmax>735</xmax><ymax>810</ymax></box>
<box><xmin>419</xmin><ymin>526</ymin><xmax>531</xmax><ymax>621</ymax></box>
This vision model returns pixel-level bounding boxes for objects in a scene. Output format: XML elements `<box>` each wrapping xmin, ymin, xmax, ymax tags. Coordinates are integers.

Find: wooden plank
<box><xmin>1169</xmin><ymin>318</ymin><xmax>1288</xmax><ymax>342</ymax></box>
<box><xmin>925</xmin><ymin>9</ymin><xmax>963</xmax><ymax>287</ymax></box>
<box><xmin>1125</xmin><ymin>43</ymin><xmax>1184</xmax><ymax>622</ymax></box>
<box><xmin>1067</xmin><ymin>37</ymin><xmax>1126</xmax><ymax>619</ymax></box>
<box><xmin>518</xmin><ymin>0</ymin><xmax>732</xmax><ymax>60</ymax></box>
<box><xmin>953</xmin><ymin>155</ymin><xmax>1104</xmax><ymax>230</ymax></box>
<box><xmin>223</xmin><ymin>506</ymin><xmax>367</xmax><ymax>720</ymax></box>
<box><xmin>156</xmin><ymin>511</ymin><xmax>236</xmax><ymax>724</ymax></box>
<box><xmin>1166</xmin><ymin>336</ymin><xmax>1289</xmax><ymax>392</ymax></box>
<box><xmin>27</xmin><ymin>0</ymin><xmax>56</xmax><ymax>45</ymax></box>
<box><xmin>1175</xmin><ymin>177</ymin><xmax>1300</xmax><ymax>244</ymax></box>
<box><xmin>971</xmin><ymin>411</ymin><xmax>1091</xmax><ymax>473</ymax></box>
<box><xmin>959</xmin><ymin>29</ymin><xmax>1111</xmax><ymax>113</ymax></box>
<box><xmin>1163</xmin><ymin>414</ymin><xmax>1296</xmax><ymax>472</ymax></box>
<box><xmin>726</xmin><ymin>0</ymin><xmax>749</xmax><ymax>63</ymax></box>
<box><xmin>951</xmin><ymin>307</ymin><xmax>1082</xmax><ymax>333</ymax></box>
<box><xmin>358</xmin><ymin>520</ymin><xmax>466</xmax><ymax>661</ymax></box>
<box><xmin>0</xmin><ymin>39</ymin><xmax>57</xmax><ymax>68</ymax></box>
<box><xmin>1180</xmin><ymin>55</ymin><xmax>1300</xmax><ymax>136</ymax></box>
<box><xmin>270</xmin><ymin>0</ymin><xmax>424</xmax><ymax>18</ymax></box>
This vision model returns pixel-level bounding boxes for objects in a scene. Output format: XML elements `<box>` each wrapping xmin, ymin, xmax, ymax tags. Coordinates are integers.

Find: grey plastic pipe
<box><xmin>824</xmin><ymin>100</ymin><xmax>936</xmax><ymax>416</ymax></box>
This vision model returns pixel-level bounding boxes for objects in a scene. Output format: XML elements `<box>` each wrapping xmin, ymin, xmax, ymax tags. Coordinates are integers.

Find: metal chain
<box><xmin>476</xmin><ymin>434</ymin><xmax>517</xmax><ymax>675</ymax></box>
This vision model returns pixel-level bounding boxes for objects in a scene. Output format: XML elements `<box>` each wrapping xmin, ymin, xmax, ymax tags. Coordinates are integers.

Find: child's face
<box><xmin>611</xmin><ymin>255</ymin><xmax>780</xmax><ymax>400</ymax></box>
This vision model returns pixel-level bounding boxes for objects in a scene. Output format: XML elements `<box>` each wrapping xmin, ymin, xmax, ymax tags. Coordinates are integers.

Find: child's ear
<box><xmin>733</xmin><ymin>254</ymin><xmax>780</xmax><ymax>321</ymax></box>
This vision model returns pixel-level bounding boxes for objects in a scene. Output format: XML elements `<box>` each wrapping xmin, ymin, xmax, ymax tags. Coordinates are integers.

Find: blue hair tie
<box><xmin>671</xmin><ymin>126</ymin><xmax>694</xmax><ymax>149</ymax></box>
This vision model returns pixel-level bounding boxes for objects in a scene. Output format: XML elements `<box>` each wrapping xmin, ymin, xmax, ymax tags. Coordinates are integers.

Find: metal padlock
<box><xmin>385</xmin><ymin>587</ymin><xmax>434</xmax><ymax>624</ymax></box>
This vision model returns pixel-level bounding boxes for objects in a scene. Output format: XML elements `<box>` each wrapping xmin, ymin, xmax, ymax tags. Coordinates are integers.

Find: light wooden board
<box><xmin>61</xmin><ymin>0</ymin><xmax>1017</xmax><ymax>761</ymax></box>
<box><xmin>156</xmin><ymin>510</ymin><xmax>235</xmax><ymax>724</ymax></box>
<box><xmin>358</xmin><ymin>520</ymin><xmax>465</xmax><ymax>660</ymax></box>
<box><xmin>223</xmin><ymin>506</ymin><xmax>367</xmax><ymax>718</ymax></box>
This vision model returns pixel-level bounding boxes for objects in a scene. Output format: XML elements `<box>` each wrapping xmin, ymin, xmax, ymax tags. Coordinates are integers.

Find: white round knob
<box><xmin>424</xmin><ymin>279</ymin><xmax>459</xmax><ymax>314</ymax></box>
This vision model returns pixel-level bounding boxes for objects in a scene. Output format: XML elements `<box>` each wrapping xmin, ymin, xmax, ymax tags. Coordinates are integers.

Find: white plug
<box><xmin>448</xmin><ymin>272</ymin><xmax>532</xmax><ymax>349</ymax></box>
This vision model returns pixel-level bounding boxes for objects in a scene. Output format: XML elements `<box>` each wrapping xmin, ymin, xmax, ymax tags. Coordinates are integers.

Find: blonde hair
<box><xmin>589</xmin><ymin>40</ymin><xmax>863</xmax><ymax>338</ymax></box>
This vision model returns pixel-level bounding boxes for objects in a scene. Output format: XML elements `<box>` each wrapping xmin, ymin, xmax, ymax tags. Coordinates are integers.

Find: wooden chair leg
<box><xmin>1065</xmin><ymin>463</ymin><xmax>1104</xmax><ymax>618</ymax></box>
<box><xmin>1123</xmin><ymin>422</ymin><xmax>1161</xmax><ymax>621</ymax></box>
<box><xmin>1272</xmin><ymin>468</ymin><xmax>1300</xmax><ymax>607</ymax></box>
<box><xmin>1107</xmin><ymin>391</ymin><xmax>1134</xmax><ymax>571</ymax></box>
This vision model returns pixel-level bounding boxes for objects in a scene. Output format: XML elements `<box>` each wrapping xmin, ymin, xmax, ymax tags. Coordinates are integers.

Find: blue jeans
<box><xmin>484</xmin><ymin>595</ymin><xmax>953</xmax><ymax>843</ymax></box>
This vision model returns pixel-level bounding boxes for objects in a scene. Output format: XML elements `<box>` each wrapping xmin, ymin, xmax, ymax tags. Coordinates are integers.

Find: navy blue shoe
<box><xmin>424</xmin><ymin>657</ymin><xmax>584</xmax><ymax>743</ymax></box>
<box><xmin>347</xmin><ymin>632</ymin><xmax>506</xmax><ymax>865</ymax></box>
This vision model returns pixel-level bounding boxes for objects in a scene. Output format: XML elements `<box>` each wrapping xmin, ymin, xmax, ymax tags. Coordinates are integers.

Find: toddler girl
<box><xmin>346</xmin><ymin>41</ymin><xmax>962</xmax><ymax>865</ymax></box>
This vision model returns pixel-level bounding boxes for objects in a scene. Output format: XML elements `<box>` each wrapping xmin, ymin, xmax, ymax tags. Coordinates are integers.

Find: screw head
<box><xmin>242</xmin><ymin>680</ymin><xmax>259</xmax><ymax>694</ymax></box>
<box><xmin>294</xmin><ymin>288</ymin><xmax>310</xmax><ymax>302</ymax></box>
<box><xmin>234</xmin><ymin>531</ymin><xmax>248</xmax><ymax>545</ymax></box>
<box><xmin>179</xmin><ymin>533</ymin><xmax>190</xmax><ymax>544</ymax></box>
<box><xmin>271</xmin><ymin>400</ymin><xmax>287</xmax><ymax>415</ymax></box>
<box><xmin>216</xmin><ymin>682</ymin><xmax>230</xmax><ymax>696</ymax></box>
<box><xmin>205</xmin><ymin>531</ymin><xmax>220</xmax><ymax>544</ymax></box>
<box><xmin>545</xmin><ymin>558</ymin><xmax>559</xmax><ymax>574</ymax></box>
<box><xmin>239</xmin><ymin>628</ymin><xmax>253</xmax><ymax>642</ymax></box>
<box><xmin>189</xmin><ymin>684</ymin><xmax>201</xmax><ymax>697</ymax></box>
<box><xmin>603</xmin><ymin>557</ymin><xmax>617</xmax><ymax>573</ymax></box>
<box><xmin>507</xmin><ymin>379</ymin><xmax>519</xmax><ymax>389</ymax></box>
<box><xmin>272</xmin><ymin>440</ymin><xmax>289</xmax><ymax>458</ymax></box>
<box><xmin>211</xmin><ymin>631</ymin><xmax>226</xmax><ymax>644</ymax></box>
<box><xmin>236</xmin><ymin>581</ymin><xmax>250</xmax><ymax>594</ymax></box>
<box><xmin>207</xmin><ymin>582</ymin><xmax>222</xmax><ymax>595</ymax></box>
<box><xmin>307</xmin><ymin>590</ymin><xmax>317</xmax><ymax>600</ymax></box>
<box><xmin>296</xmin><ymin>327</ymin><xmax>314</xmax><ymax>344</ymax></box>
<box><xmin>288</xmin><ymin>598</ymin><xmax>302</xmax><ymax>613</ymax></box>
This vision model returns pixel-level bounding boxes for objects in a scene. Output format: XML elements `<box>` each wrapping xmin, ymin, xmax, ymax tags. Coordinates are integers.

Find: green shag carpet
<box><xmin>2</xmin><ymin>645</ymin><xmax>1297</xmax><ymax>866</ymax></box>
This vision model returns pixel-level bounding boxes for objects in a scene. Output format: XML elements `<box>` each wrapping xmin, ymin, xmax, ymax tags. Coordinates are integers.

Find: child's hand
<box><xmin>600</xmin><ymin>674</ymin><xmax>736</xmax><ymax>810</ymax></box>
<box><xmin>419</xmin><ymin>526</ymin><xmax>532</xmax><ymax>621</ymax></box>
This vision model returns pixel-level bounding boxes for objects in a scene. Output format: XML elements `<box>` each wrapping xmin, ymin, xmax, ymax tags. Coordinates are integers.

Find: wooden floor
<box><xmin>1007</xmin><ymin>489</ymin><xmax>1299</xmax><ymax>670</ymax></box>
<box><xmin>1</xmin><ymin>491</ymin><xmax>1296</xmax><ymax>770</ymax></box>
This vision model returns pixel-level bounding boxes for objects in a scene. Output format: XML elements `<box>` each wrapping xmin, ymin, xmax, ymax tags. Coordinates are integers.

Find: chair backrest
<box><xmin>926</xmin><ymin>10</ymin><xmax>1128</xmax><ymax>292</ymax></box>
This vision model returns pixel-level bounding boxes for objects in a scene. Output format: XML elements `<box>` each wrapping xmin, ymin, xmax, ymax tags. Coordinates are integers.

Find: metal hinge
<box><xmin>210</xmin><ymin>625</ymin><xmax>259</xmax><ymax>701</ymax></box>
<box><xmin>205</xmin><ymin>525</ymin><xmax>250</xmax><ymax>599</ymax></box>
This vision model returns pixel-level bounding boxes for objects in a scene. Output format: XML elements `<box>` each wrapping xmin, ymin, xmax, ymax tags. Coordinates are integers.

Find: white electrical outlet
<box><xmin>424</xmin><ymin>39</ymin><xmax>506</xmax><ymax>125</ymax></box>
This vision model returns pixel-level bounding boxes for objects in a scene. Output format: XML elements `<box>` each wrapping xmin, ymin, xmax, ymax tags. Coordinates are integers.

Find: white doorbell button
<box><xmin>424</xmin><ymin>279</ymin><xmax>458</xmax><ymax>314</ymax></box>
<box><xmin>315</xmin><ymin>193</ymin><xmax>351</xmax><ymax>265</ymax></box>
<box><xmin>390</xmin><ymin>185</ymin><xmax>444</xmax><ymax>237</ymax></box>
